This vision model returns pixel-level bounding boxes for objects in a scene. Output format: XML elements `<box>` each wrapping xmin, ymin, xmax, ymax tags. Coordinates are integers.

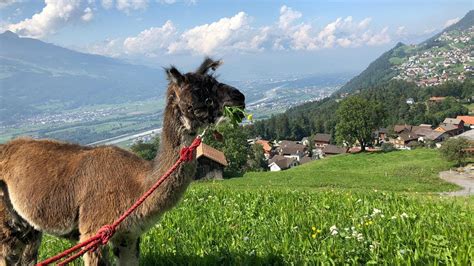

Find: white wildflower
<box><xmin>391</xmin><ymin>216</ymin><xmax>397</xmax><ymax>220</ymax></box>
<box><xmin>330</xmin><ymin>225</ymin><xmax>339</xmax><ymax>235</ymax></box>
<box><xmin>372</xmin><ymin>208</ymin><xmax>382</xmax><ymax>215</ymax></box>
<box><xmin>243</xmin><ymin>236</ymin><xmax>249</xmax><ymax>241</ymax></box>
<box><xmin>356</xmin><ymin>199</ymin><xmax>362</xmax><ymax>203</ymax></box>
<box><xmin>400</xmin><ymin>213</ymin><xmax>409</xmax><ymax>218</ymax></box>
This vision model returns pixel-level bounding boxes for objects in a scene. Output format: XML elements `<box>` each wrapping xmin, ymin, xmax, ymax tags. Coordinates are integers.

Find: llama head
<box><xmin>166</xmin><ymin>57</ymin><xmax>245</xmax><ymax>132</ymax></box>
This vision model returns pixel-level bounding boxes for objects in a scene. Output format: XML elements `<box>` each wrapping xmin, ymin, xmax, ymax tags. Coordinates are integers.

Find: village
<box><xmin>190</xmin><ymin>109</ymin><xmax>474</xmax><ymax>175</ymax></box>
<box><xmin>392</xmin><ymin>26</ymin><xmax>473</xmax><ymax>87</ymax></box>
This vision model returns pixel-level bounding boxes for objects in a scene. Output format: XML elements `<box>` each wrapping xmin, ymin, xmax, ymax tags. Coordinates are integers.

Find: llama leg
<box><xmin>19</xmin><ymin>230</ymin><xmax>42</xmax><ymax>266</ymax></box>
<box><xmin>112</xmin><ymin>237</ymin><xmax>140</xmax><ymax>266</ymax></box>
<box><xmin>83</xmin><ymin>244</ymin><xmax>110</xmax><ymax>266</ymax></box>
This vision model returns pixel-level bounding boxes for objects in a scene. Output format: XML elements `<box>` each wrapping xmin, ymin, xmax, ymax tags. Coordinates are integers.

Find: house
<box><xmin>442</xmin><ymin>118</ymin><xmax>464</xmax><ymax>128</ymax></box>
<box><xmin>299</xmin><ymin>155</ymin><xmax>313</xmax><ymax>164</ymax></box>
<box><xmin>268</xmin><ymin>155</ymin><xmax>298</xmax><ymax>171</ymax></box>
<box><xmin>373</xmin><ymin>128</ymin><xmax>388</xmax><ymax>144</ymax></box>
<box><xmin>393</xmin><ymin>124</ymin><xmax>413</xmax><ymax>134</ymax></box>
<box><xmin>322</xmin><ymin>144</ymin><xmax>348</xmax><ymax>156</ymax></box>
<box><xmin>428</xmin><ymin>96</ymin><xmax>446</xmax><ymax>103</ymax></box>
<box><xmin>195</xmin><ymin>143</ymin><xmax>228</xmax><ymax>180</ymax></box>
<box><xmin>454</xmin><ymin>130</ymin><xmax>474</xmax><ymax>141</ymax></box>
<box><xmin>435</xmin><ymin>124</ymin><xmax>463</xmax><ymax>136</ymax></box>
<box><xmin>277</xmin><ymin>140</ymin><xmax>307</xmax><ymax>161</ymax></box>
<box><xmin>422</xmin><ymin>131</ymin><xmax>449</xmax><ymax>143</ymax></box>
<box><xmin>406</xmin><ymin>98</ymin><xmax>415</xmax><ymax>105</ymax></box>
<box><xmin>255</xmin><ymin>139</ymin><xmax>273</xmax><ymax>159</ymax></box>
<box><xmin>314</xmin><ymin>133</ymin><xmax>331</xmax><ymax>148</ymax></box>
<box><xmin>456</xmin><ymin>116</ymin><xmax>474</xmax><ymax>129</ymax></box>
<box><xmin>435</xmin><ymin>118</ymin><xmax>464</xmax><ymax>136</ymax></box>
<box><xmin>391</xmin><ymin>132</ymin><xmax>419</xmax><ymax>149</ymax></box>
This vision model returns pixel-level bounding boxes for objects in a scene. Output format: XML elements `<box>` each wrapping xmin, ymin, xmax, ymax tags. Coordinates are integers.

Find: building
<box><xmin>277</xmin><ymin>140</ymin><xmax>307</xmax><ymax>161</ymax></box>
<box><xmin>255</xmin><ymin>139</ymin><xmax>273</xmax><ymax>159</ymax></box>
<box><xmin>428</xmin><ymin>96</ymin><xmax>446</xmax><ymax>103</ymax></box>
<box><xmin>373</xmin><ymin>128</ymin><xmax>388</xmax><ymax>144</ymax></box>
<box><xmin>391</xmin><ymin>132</ymin><xmax>419</xmax><ymax>149</ymax></box>
<box><xmin>314</xmin><ymin>133</ymin><xmax>331</xmax><ymax>148</ymax></box>
<box><xmin>393</xmin><ymin>124</ymin><xmax>413</xmax><ymax>134</ymax></box>
<box><xmin>322</xmin><ymin>144</ymin><xmax>348</xmax><ymax>156</ymax></box>
<box><xmin>268</xmin><ymin>155</ymin><xmax>298</xmax><ymax>171</ymax></box>
<box><xmin>457</xmin><ymin>116</ymin><xmax>474</xmax><ymax>129</ymax></box>
<box><xmin>195</xmin><ymin>143</ymin><xmax>228</xmax><ymax>180</ymax></box>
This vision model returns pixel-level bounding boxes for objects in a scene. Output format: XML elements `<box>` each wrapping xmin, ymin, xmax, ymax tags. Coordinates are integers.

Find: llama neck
<box><xmin>140</xmin><ymin>103</ymin><xmax>197</xmax><ymax>220</ymax></box>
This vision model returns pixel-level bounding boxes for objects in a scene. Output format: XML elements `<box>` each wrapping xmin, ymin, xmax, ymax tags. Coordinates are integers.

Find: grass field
<box><xmin>38</xmin><ymin>149</ymin><xmax>473</xmax><ymax>265</ymax></box>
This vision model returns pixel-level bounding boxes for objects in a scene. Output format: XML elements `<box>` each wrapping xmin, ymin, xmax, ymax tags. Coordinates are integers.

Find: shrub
<box><xmin>439</xmin><ymin>137</ymin><xmax>470</xmax><ymax>166</ymax></box>
<box><xmin>381</xmin><ymin>142</ymin><xmax>396</xmax><ymax>152</ymax></box>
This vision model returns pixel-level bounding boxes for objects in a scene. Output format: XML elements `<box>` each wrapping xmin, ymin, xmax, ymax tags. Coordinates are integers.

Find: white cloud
<box><xmin>396</xmin><ymin>26</ymin><xmax>407</xmax><ymax>36</ymax></box>
<box><xmin>81</xmin><ymin>7</ymin><xmax>93</xmax><ymax>21</ymax></box>
<box><xmin>278</xmin><ymin>5</ymin><xmax>301</xmax><ymax>30</ymax></box>
<box><xmin>444</xmin><ymin>17</ymin><xmax>460</xmax><ymax>28</ymax></box>
<box><xmin>168</xmin><ymin>11</ymin><xmax>251</xmax><ymax>55</ymax></box>
<box><xmin>101</xmin><ymin>0</ymin><xmax>113</xmax><ymax>9</ymax></box>
<box><xmin>123</xmin><ymin>20</ymin><xmax>176</xmax><ymax>56</ymax></box>
<box><xmin>85</xmin><ymin>5</ymin><xmax>393</xmax><ymax>57</ymax></box>
<box><xmin>5</xmin><ymin>0</ymin><xmax>91</xmax><ymax>38</ymax></box>
<box><xmin>116</xmin><ymin>0</ymin><xmax>148</xmax><ymax>13</ymax></box>
<box><xmin>366</xmin><ymin>27</ymin><xmax>391</xmax><ymax>46</ymax></box>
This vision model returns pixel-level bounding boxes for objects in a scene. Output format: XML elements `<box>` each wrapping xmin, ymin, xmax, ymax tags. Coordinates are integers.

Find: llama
<box><xmin>0</xmin><ymin>58</ymin><xmax>245</xmax><ymax>265</ymax></box>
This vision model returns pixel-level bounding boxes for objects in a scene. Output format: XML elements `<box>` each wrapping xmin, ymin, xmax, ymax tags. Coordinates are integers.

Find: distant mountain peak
<box><xmin>1</xmin><ymin>30</ymin><xmax>19</xmax><ymax>39</ymax></box>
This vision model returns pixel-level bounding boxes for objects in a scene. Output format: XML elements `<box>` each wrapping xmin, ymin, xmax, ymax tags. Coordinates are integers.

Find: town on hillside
<box><xmin>392</xmin><ymin>26</ymin><xmax>473</xmax><ymax>87</ymax></box>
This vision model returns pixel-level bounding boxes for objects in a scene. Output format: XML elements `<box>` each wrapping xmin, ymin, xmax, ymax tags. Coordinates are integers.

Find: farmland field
<box><xmin>38</xmin><ymin>149</ymin><xmax>473</xmax><ymax>265</ymax></box>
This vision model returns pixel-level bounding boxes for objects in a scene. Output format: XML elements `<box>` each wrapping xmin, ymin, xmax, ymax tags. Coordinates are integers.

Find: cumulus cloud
<box><xmin>278</xmin><ymin>5</ymin><xmax>301</xmax><ymax>30</ymax></box>
<box><xmin>123</xmin><ymin>20</ymin><xmax>177</xmax><ymax>56</ymax></box>
<box><xmin>86</xmin><ymin>5</ymin><xmax>394</xmax><ymax>57</ymax></box>
<box><xmin>444</xmin><ymin>17</ymin><xmax>460</xmax><ymax>28</ymax></box>
<box><xmin>168</xmin><ymin>11</ymin><xmax>251</xmax><ymax>55</ymax></box>
<box><xmin>5</xmin><ymin>0</ymin><xmax>94</xmax><ymax>38</ymax></box>
<box><xmin>116</xmin><ymin>0</ymin><xmax>148</xmax><ymax>13</ymax></box>
<box><xmin>81</xmin><ymin>7</ymin><xmax>93</xmax><ymax>21</ymax></box>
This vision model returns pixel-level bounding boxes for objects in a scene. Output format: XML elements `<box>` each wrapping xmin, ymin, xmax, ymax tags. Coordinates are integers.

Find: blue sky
<box><xmin>1</xmin><ymin>0</ymin><xmax>472</xmax><ymax>79</ymax></box>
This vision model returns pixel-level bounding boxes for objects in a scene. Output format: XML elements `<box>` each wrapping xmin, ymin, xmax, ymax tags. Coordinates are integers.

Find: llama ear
<box><xmin>196</xmin><ymin>57</ymin><xmax>223</xmax><ymax>75</ymax></box>
<box><xmin>166</xmin><ymin>66</ymin><xmax>184</xmax><ymax>85</ymax></box>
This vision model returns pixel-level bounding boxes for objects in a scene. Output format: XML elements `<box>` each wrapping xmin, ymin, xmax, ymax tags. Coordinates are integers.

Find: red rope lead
<box><xmin>37</xmin><ymin>136</ymin><xmax>202</xmax><ymax>266</ymax></box>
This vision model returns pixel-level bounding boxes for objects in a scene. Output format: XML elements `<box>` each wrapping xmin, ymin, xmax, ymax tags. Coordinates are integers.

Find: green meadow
<box><xmin>39</xmin><ymin>149</ymin><xmax>473</xmax><ymax>265</ymax></box>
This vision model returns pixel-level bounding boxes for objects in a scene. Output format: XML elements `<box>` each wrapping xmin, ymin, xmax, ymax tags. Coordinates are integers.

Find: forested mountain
<box><xmin>0</xmin><ymin>31</ymin><xmax>166</xmax><ymax>124</ymax></box>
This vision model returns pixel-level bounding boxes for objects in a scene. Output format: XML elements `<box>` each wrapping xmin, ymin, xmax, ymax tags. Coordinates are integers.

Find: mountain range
<box><xmin>0</xmin><ymin>31</ymin><xmax>166</xmax><ymax>124</ymax></box>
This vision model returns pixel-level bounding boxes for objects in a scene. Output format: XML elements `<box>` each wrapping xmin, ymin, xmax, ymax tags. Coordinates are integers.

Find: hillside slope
<box><xmin>0</xmin><ymin>31</ymin><xmax>166</xmax><ymax>124</ymax></box>
<box><xmin>339</xmin><ymin>10</ymin><xmax>473</xmax><ymax>93</ymax></box>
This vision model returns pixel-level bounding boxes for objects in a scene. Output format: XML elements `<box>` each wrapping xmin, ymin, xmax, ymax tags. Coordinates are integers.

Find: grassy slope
<box><xmin>222</xmin><ymin>149</ymin><xmax>458</xmax><ymax>192</ymax></box>
<box><xmin>38</xmin><ymin>149</ymin><xmax>473</xmax><ymax>265</ymax></box>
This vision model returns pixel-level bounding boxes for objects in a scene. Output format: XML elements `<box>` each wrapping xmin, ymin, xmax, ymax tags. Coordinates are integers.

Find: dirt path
<box><xmin>439</xmin><ymin>170</ymin><xmax>474</xmax><ymax>196</ymax></box>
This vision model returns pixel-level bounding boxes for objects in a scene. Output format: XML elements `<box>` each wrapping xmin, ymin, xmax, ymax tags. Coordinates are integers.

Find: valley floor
<box><xmin>38</xmin><ymin>149</ymin><xmax>473</xmax><ymax>265</ymax></box>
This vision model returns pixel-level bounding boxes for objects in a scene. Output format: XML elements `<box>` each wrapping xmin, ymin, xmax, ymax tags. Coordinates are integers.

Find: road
<box><xmin>439</xmin><ymin>169</ymin><xmax>474</xmax><ymax>196</ymax></box>
<box><xmin>87</xmin><ymin>128</ymin><xmax>162</xmax><ymax>146</ymax></box>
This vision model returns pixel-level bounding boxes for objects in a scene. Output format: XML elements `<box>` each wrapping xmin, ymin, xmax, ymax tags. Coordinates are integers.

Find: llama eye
<box><xmin>205</xmin><ymin>98</ymin><xmax>214</xmax><ymax>107</ymax></box>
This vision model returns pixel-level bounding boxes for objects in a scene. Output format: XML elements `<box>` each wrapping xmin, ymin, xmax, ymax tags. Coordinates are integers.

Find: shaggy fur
<box><xmin>0</xmin><ymin>58</ymin><xmax>245</xmax><ymax>265</ymax></box>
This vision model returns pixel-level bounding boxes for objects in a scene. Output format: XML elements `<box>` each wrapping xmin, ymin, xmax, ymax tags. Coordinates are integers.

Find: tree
<box><xmin>440</xmin><ymin>138</ymin><xmax>471</xmax><ymax>166</ymax></box>
<box><xmin>204</xmin><ymin>124</ymin><xmax>249</xmax><ymax>177</ymax></box>
<box><xmin>335</xmin><ymin>96</ymin><xmax>384</xmax><ymax>151</ymax></box>
<box><xmin>246</xmin><ymin>143</ymin><xmax>267</xmax><ymax>172</ymax></box>
<box><xmin>130</xmin><ymin>136</ymin><xmax>160</xmax><ymax>161</ymax></box>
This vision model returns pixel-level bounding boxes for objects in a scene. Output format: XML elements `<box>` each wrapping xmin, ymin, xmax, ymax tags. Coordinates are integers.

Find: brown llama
<box><xmin>0</xmin><ymin>58</ymin><xmax>245</xmax><ymax>265</ymax></box>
